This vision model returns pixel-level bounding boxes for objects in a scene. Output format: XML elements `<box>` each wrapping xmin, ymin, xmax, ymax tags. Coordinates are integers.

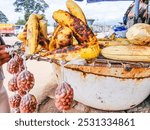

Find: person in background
<box><xmin>0</xmin><ymin>35</ymin><xmax>10</xmax><ymax>112</ymax></box>
<box><xmin>123</xmin><ymin>0</ymin><xmax>148</xmax><ymax>28</ymax></box>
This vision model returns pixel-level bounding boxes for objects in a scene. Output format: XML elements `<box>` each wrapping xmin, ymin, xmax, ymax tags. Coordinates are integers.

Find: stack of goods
<box><xmin>101</xmin><ymin>23</ymin><xmax>150</xmax><ymax>62</ymax></box>
<box><xmin>17</xmin><ymin>14</ymin><xmax>49</xmax><ymax>54</ymax></box>
<box><xmin>18</xmin><ymin>0</ymin><xmax>100</xmax><ymax>61</ymax></box>
<box><xmin>7</xmin><ymin>54</ymin><xmax>37</xmax><ymax>113</ymax></box>
<box><xmin>17</xmin><ymin>0</ymin><xmax>100</xmax><ymax>111</ymax></box>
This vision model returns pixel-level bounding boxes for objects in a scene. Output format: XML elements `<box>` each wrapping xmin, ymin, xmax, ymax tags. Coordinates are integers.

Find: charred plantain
<box><xmin>27</xmin><ymin>14</ymin><xmax>39</xmax><ymax>54</ymax></box>
<box><xmin>49</xmin><ymin>25</ymin><xmax>73</xmax><ymax>51</ymax></box>
<box><xmin>66</xmin><ymin>0</ymin><xmax>87</xmax><ymax>24</ymax></box>
<box><xmin>39</xmin><ymin>20</ymin><xmax>47</xmax><ymax>39</ymax></box>
<box><xmin>53</xmin><ymin>10</ymin><xmax>97</xmax><ymax>45</ymax></box>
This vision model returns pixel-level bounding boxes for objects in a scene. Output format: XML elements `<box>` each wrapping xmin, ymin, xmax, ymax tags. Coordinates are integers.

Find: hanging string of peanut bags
<box><xmin>7</xmin><ymin>49</ymin><xmax>37</xmax><ymax>113</ymax></box>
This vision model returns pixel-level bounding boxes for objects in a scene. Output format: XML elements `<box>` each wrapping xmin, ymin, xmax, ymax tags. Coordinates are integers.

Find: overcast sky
<box><xmin>0</xmin><ymin>0</ymin><xmax>132</xmax><ymax>25</ymax></box>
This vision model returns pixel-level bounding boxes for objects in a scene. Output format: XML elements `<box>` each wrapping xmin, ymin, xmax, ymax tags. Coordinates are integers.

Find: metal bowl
<box><xmin>52</xmin><ymin>59</ymin><xmax>150</xmax><ymax>111</ymax></box>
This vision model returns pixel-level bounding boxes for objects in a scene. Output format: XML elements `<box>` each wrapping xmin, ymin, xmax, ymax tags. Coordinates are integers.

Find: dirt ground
<box><xmin>1</xmin><ymin>36</ymin><xmax>150</xmax><ymax>113</ymax></box>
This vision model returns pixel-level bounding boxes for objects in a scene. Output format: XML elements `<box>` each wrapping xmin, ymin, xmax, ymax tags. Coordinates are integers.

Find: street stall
<box><xmin>4</xmin><ymin>0</ymin><xmax>150</xmax><ymax>113</ymax></box>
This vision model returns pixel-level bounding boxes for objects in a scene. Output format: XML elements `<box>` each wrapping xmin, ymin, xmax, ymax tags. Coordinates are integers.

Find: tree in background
<box><xmin>13</xmin><ymin>0</ymin><xmax>49</xmax><ymax>21</ymax></box>
<box><xmin>15</xmin><ymin>17</ymin><xmax>26</xmax><ymax>25</ymax></box>
<box><xmin>0</xmin><ymin>11</ymin><xmax>8</xmax><ymax>23</ymax></box>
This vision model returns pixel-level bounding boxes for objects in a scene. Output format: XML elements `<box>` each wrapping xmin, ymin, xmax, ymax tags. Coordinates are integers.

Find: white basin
<box><xmin>53</xmin><ymin>62</ymin><xmax>150</xmax><ymax>111</ymax></box>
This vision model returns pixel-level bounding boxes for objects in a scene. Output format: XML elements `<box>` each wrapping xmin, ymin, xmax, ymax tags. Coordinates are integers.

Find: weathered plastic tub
<box><xmin>52</xmin><ymin>59</ymin><xmax>150</xmax><ymax>111</ymax></box>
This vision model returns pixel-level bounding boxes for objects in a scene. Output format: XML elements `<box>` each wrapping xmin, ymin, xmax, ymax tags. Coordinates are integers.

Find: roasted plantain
<box><xmin>17</xmin><ymin>24</ymin><xmax>27</xmax><ymax>45</ymax></box>
<box><xmin>49</xmin><ymin>25</ymin><xmax>61</xmax><ymax>51</ymax></box>
<box><xmin>49</xmin><ymin>25</ymin><xmax>73</xmax><ymax>51</ymax></box>
<box><xmin>53</xmin><ymin>10</ymin><xmax>97</xmax><ymax>45</ymax></box>
<box><xmin>55</xmin><ymin>26</ymin><xmax>73</xmax><ymax>49</ymax></box>
<box><xmin>41</xmin><ymin>43</ymin><xmax>100</xmax><ymax>61</ymax></box>
<box><xmin>35</xmin><ymin>14</ymin><xmax>44</xmax><ymax>20</ymax></box>
<box><xmin>17</xmin><ymin>31</ymin><xmax>27</xmax><ymax>45</ymax></box>
<box><xmin>39</xmin><ymin>20</ymin><xmax>47</xmax><ymax>39</ymax></box>
<box><xmin>66</xmin><ymin>0</ymin><xmax>87</xmax><ymax>24</ymax></box>
<box><xmin>27</xmin><ymin>14</ymin><xmax>39</xmax><ymax>54</ymax></box>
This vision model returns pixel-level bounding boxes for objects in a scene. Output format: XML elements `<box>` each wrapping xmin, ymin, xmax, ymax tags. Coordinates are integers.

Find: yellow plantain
<box><xmin>39</xmin><ymin>20</ymin><xmax>47</xmax><ymax>39</ymax></box>
<box><xmin>17</xmin><ymin>23</ymin><xmax>28</xmax><ymax>46</ymax></box>
<box><xmin>49</xmin><ymin>25</ymin><xmax>73</xmax><ymax>50</ymax></box>
<box><xmin>38</xmin><ymin>34</ymin><xmax>49</xmax><ymax>50</ymax></box>
<box><xmin>42</xmin><ymin>43</ymin><xmax>100</xmax><ymax>61</ymax></box>
<box><xmin>17</xmin><ymin>31</ymin><xmax>27</xmax><ymax>44</ymax></box>
<box><xmin>101</xmin><ymin>45</ymin><xmax>150</xmax><ymax>62</ymax></box>
<box><xmin>79</xmin><ymin>43</ymin><xmax>100</xmax><ymax>60</ymax></box>
<box><xmin>27</xmin><ymin>14</ymin><xmax>39</xmax><ymax>54</ymax></box>
<box><xmin>73</xmin><ymin>36</ymin><xmax>78</xmax><ymax>45</ymax></box>
<box><xmin>35</xmin><ymin>14</ymin><xmax>44</xmax><ymax>20</ymax></box>
<box><xmin>66</xmin><ymin>0</ymin><xmax>87</xmax><ymax>24</ymax></box>
<box><xmin>53</xmin><ymin>10</ymin><xmax>97</xmax><ymax>45</ymax></box>
<box><xmin>49</xmin><ymin>0</ymin><xmax>87</xmax><ymax>51</ymax></box>
<box><xmin>55</xmin><ymin>26</ymin><xmax>73</xmax><ymax>49</ymax></box>
<box><xmin>49</xmin><ymin>25</ymin><xmax>61</xmax><ymax>51</ymax></box>
<box><xmin>35</xmin><ymin>44</ymin><xmax>43</xmax><ymax>53</ymax></box>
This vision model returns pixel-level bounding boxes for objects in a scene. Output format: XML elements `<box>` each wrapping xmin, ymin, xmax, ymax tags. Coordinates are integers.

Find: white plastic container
<box><xmin>53</xmin><ymin>62</ymin><xmax>150</xmax><ymax>111</ymax></box>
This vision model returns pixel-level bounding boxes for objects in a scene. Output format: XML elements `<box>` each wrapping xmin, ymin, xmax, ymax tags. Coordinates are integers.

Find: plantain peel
<box><xmin>66</xmin><ymin>0</ymin><xmax>87</xmax><ymax>24</ymax></box>
<box><xmin>27</xmin><ymin>14</ymin><xmax>39</xmax><ymax>54</ymax></box>
<box><xmin>53</xmin><ymin>10</ymin><xmax>97</xmax><ymax>45</ymax></box>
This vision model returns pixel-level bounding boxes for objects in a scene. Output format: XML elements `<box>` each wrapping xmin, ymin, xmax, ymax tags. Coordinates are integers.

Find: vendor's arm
<box><xmin>0</xmin><ymin>45</ymin><xmax>10</xmax><ymax>66</ymax></box>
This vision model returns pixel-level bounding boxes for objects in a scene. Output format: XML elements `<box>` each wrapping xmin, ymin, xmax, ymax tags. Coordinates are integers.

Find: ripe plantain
<box><xmin>35</xmin><ymin>44</ymin><xmax>43</xmax><ymax>53</ymax></box>
<box><xmin>53</xmin><ymin>10</ymin><xmax>97</xmax><ymax>45</ymax></box>
<box><xmin>101</xmin><ymin>45</ymin><xmax>150</xmax><ymax>62</ymax></box>
<box><xmin>49</xmin><ymin>25</ymin><xmax>61</xmax><ymax>51</ymax></box>
<box><xmin>79</xmin><ymin>43</ymin><xmax>100</xmax><ymax>60</ymax></box>
<box><xmin>27</xmin><ymin>14</ymin><xmax>39</xmax><ymax>54</ymax></box>
<box><xmin>17</xmin><ymin>31</ymin><xmax>27</xmax><ymax>45</ymax></box>
<box><xmin>49</xmin><ymin>0</ymin><xmax>87</xmax><ymax>51</ymax></box>
<box><xmin>49</xmin><ymin>25</ymin><xmax>73</xmax><ymax>51</ymax></box>
<box><xmin>55</xmin><ymin>26</ymin><xmax>73</xmax><ymax>49</ymax></box>
<box><xmin>66</xmin><ymin>0</ymin><xmax>86</xmax><ymax>46</ymax></box>
<box><xmin>35</xmin><ymin>14</ymin><xmax>44</xmax><ymax>20</ymax></box>
<box><xmin>66</xmin><ymin>0</ymin><xmax>87</xmax><ymax>24</ymax></box>
<box><xmin>17</xmin><ymin>24</ymin><xmax>27</xmax><ymax>45</ymax></box>
<box><xmin>42</xmin><ymin>43</ymin><xmax>100</xmax><ymax>61</ymax></box>
<box><xmin>38</xmin><ymin>34</ymin><xmax>49</xmax><ymax>51</ymax></box>
<box><xmin>39</xmin><ymin>20</ymin><xmax>47</xmax><ymax>39</ymax></box>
